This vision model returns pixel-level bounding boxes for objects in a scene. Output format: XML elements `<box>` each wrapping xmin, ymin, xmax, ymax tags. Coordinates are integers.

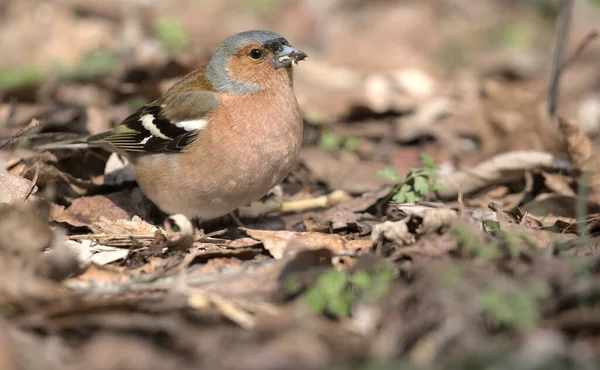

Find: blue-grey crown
<box><xmin>207</xmin><ymin>30</ymin><xmax>291</xmax><ymax>94</ymax></box>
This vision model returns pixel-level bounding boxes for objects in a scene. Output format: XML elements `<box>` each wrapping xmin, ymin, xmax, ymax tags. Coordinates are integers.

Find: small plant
<box><xmin>478</xmin><ymin>281</ymin><xmax>549</xmax><ymax>331</ymax></box>
<box><xmin>59</xmin><ymin>50</ymin><xmax>119</xmax><ymax>81</ymax></box>
<box><xmin>485</xmin><ymin>221</ymin><xmax>539</xmax><ymax>258</ymax></box>
<box><xmin>453</xmin><ymin>221</ymin><xmax>542</xmax><ymax>261</ymax></box>
<box><xmin>378</xmin><ymin>153</ymin><xmax>446</xmax><ymax>203</ymax></box>
<box><xmin>303</xmin><ymin>265</ymin><xmax>394</xmax><ymax>318</ymax></box>
<box><xmin>319</xmin><ymin>131</ymin><xmax>344</xmax><ymax>152</ymax></box>
<box><xmin>155</xmin><ymin>18</ymin><xmax>188</xmax><ymax>52</ymax></box>
<box><xmin>319</xmin><ymin>130</ymin><xmax>361</xmax><ymax>154</ymax></box>
<box><xmin>0</xmin><ymin>64</ymin><xmax>43</xmax><ymax>89</ymax></box>
<box><xmin>453</xmin><ymin>226</ymin><xmax>499</xmax><ymax>260</ymax></box>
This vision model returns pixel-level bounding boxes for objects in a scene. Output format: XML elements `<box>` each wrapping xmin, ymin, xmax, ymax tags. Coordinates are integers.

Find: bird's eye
<box><xmin>249</xmin><ymin>49</ymin><xmax>263</xmax><ymax>60</ymax></box>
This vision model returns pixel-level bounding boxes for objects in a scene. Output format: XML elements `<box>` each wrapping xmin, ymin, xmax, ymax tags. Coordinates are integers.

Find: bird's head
<box><xmin>207</xmin><ymin>30</ymin><xmax>307</xmax><ymax>94</ymax></box>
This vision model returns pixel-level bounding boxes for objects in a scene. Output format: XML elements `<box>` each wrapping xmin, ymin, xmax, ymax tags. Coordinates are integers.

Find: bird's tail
<box><xmin>36</xmin><ymin>132</ymin><xmax>111</xmax><ymax>151</ymax></box>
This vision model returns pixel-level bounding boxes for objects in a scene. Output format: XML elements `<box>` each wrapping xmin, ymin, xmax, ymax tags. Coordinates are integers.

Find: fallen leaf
<box><xmin>242</xmin><ymin>228</ymin><xmax>371</xmax><ymax>259</ymax></box>
<box><xmin>522</xmin><ymin>194</ymin><xmax>600</xmax><ymax>219</ymax></box>
<box><xmin>0</xmin><ymin>170</ymin><xmax>36</xmax><ymax>203</ymax></box>
<box><xmin>394</xmin><ymin>204</ymin><xmax>458</xmax><ymax>234</ymax></box>
<box><xmin>51</xmin><ymin>188</ymin><xmax>152</xmax><ymax>229</ymax></box>
<box><xmin>71</xmin><ymin>263</ymin><xmax>129</xmax><ymax>283</ymax></box>
<box><xmin>558</xmin><ymin>116</ymin><xmax>592</xmax><ymax>171</ymax></box>
<box><xmin>319</xmin><ymin>185</ymin><xmax>393</xmax><ymax>230</ymax></box>
<box><xmin>541</xmin><ymin>172</ymin><xmax>576</xmax><ymax>197</ymax></box>
<box><xmin>64</xmin><ymin>240</ymin><xmax>130</xmax><ymax>266</ymax></box>
<box><xmin>90</xmin><ymin>215</ymin><xmax>158</xmax><ymax>235</ymax></box>
<box><xmin>371</xmin><ymin>219</ymin><xmax>414</xmax><ymax>246</ymax></box>
<box><xmin>19</xmin><ymin>160</ymin><xmax>101</xmax><ymax>197</ymax></box>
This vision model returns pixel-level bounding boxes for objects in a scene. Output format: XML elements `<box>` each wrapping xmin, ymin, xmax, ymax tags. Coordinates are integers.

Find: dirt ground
<box><xmin>1</xmin><ymin>0</ymin><xmax>600</xmax><ymax>369</ymax></box>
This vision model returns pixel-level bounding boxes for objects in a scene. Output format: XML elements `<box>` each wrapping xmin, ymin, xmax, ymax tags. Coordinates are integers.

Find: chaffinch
<box><xmin>40</xmin><ymin>30</ymin><xmax>307</xmax><ymax>220</ymax></box>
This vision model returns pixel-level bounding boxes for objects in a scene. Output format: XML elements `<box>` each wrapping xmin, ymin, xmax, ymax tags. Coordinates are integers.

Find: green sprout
<box><xmin>319</xmin><ymin>130</ymin><xmax>361</xmax><ymax>153</ymax></box>
<box><xmin>60</xmin><ymin>50</ymin><xmax>119</xmax><ymax>81</ymax></box>
<box><xmin>304</xmin><ymin>264</ymin><xmax>394</xmax><ymax>318</ymax></box>
<box><xmin>0</xmin><ymin>64</ymin><xmax>43</xmax><ymax>89</ymax></box>
<box><xmin>378</xmin><ymin>153</ymin><xmax>446</xmax><ymax>203</ymax></box>
<box><xmin>479</xmin><ymin>286</ymin><xmax>545</xmax><ymax>331</ymax></box>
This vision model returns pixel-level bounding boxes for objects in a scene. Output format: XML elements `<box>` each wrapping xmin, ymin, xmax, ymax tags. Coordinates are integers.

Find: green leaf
<box><xmin>393</xmin><ymin>184</ymin><xmax>413</xmax><ymax>203</ymax></box>
<box><xmin>319</xmin><ymin>131</ymin><xmax>343</xmax><ymax>152</ymax></box>
<box><xmin>327</xmin><ymin>295</ymin><xmax>352</xmax><ymax>317</ymax></box>
<box><xmin>432</xmin><ymin>181</ymin><xmax>447</xmax><ymax>192</ymax></box>
<box><xmin>420</xmin><ymin>152</ymin><xmax>438</xmax><ymax>171</ymax></box>
<box><xmin>0</xmin><ymin>64</ymin><xmax>43</xmax><ymax>89</ymax></box>
<box><xmin>377</xmin><ymin>167</ymin><xmax>402</xmax><ymax>182</ymax></box>
<box><xmin>392</xmin><ymin>192</ymin><xmax>404</xmax><ymax>203</ymax></box>
<box><xmin>282</xmin><ymin>277</ymin><xmax>302</xmax><ymax>295</ymax></box>
<box><xmin>319</xmin><ymin>270</ymin><xmax>349</xmax><ymax>298</ymax></box>
<box><xmin>351</xmin><ymin>271</ymin><xmax>372</xmax><ymax>290</ymax></box>
<box><xmin>343</xmin><ymin>137</ymin><xmax>361</xmax><ymax>152</ymax></box>
<box><xmin>413</xmin><ymin>176</ymin><xmax>430</xmax><ymax>196</ymax></box>
<box><xmin>155</xmin><ymin>18</ymin><xmax>188</xmax><ymax>51</ymax></box>
<box><xmin>366</xmin><ymin>268</ymin><xmax>394</xmax><ymax>302</ymax></box>
<box><xmin>479</xmin><ymin>290</ymin><xmax>540</xmax><ymax>330</ymax></box>
<box><xmin>305</xmin><ymin>289</ymin><xmax>327</xmax><ymax>313</ymax></box>
<box><xmin>405</xmin><ymin>191</ymin><xmax>420</xmax><ymax>202</ymax></box>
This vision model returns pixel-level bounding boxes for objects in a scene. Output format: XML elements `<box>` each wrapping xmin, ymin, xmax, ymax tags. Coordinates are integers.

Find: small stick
<box><xmin>66</xmin><ymin>228</ymin><xmax>229</xmax><ymax>245</ymax></box>
<box><xmin>561</xmin><ymin>30</ymin><xmax>598</xmax><ymax>72</ymax></box>
<box><xmin>0</xmin><ymin>118</ymin><xmax>41</xmax><ymax>151</ymax></box>
<box><xmin>237</xmin><ymin>190</ymin><xmax>351</xmax><ymax>219</ymax></box>
<box><xmin>547</xmin><ymin>0</ymin><xmax>574</xmax><ymax>120</ymax></box>
<box><xmin>22</xmin><ymin>168</ymin><xmax>38</xmax><ymax>201</ymax></box>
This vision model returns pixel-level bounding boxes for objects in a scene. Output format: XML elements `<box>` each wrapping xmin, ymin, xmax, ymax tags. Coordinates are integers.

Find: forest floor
<box><xmin>1</xmin><ymin>0</ymin><xmax>600</xmax><ymax>369</ymax></box>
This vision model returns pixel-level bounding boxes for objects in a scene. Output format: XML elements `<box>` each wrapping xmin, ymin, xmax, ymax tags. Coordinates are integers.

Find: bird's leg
<box><xmin>228</xmin><ymin>210</ymin><xmax>245</xmax><ymax>228</ymax></box>
<box><xmin>235</xmin><ymin>185</ymin><xmax>285</xmax><ymax>219</ymax></box>
<box><xmin>264</xmin><ymin>184</ymin><xmax>284</xmax><ymax>207</ymax></box>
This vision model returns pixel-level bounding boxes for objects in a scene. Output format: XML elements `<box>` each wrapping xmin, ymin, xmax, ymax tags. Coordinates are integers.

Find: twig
<box><xmin>237</xmin><ymin>190</ymin><xmax>352</xmax><ymax>218</ymax></box>
<box><xmin>63</xmin><ymin>263</ymin><xmax>254</xmax><ymax>295</ymax></box>
<box><xmin>22</xmin><ymin>168</ymin><xmax>38</xmax><ymax>201</ymax></box>
<box><xmin>66</xmin><ymin>228</ymin><xmax>229</xmax><ymax>246</ymax></box>
<box><xmin>561</xmin><ymin>30</ymin><xmax>598</xmax><ymax>73</ymax></box>
<box><xmin>188</xmin><ymin>291</ymin><xmax>257</xmax><ymax>329</ymax></box>
<box><xmin>68</xmin><ymin>233</ymin><xmax>156</xmax><ymax>241</ymax></box>
<box><xmin>0</xmin><ymin>118</ymin><xmax>41</xmax><ymax>151</ymax></box>
<box><xmin>547</xmin><ymin>0</ymin><xmax>574</xmax><ymax>120</ymax></box>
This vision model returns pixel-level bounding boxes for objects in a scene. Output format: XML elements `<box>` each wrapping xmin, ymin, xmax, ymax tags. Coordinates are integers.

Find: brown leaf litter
<box><xmin>1</xmin><ymin>1</ymin><xmax>600</xmax><ymax>369</ymax></box>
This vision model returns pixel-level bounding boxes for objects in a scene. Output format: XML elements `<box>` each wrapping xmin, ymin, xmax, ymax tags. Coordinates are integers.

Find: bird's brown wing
<box><xmin>90</xmin><ymin>69</ymin><xmax>219</xmax><ymax>154</ymax></box>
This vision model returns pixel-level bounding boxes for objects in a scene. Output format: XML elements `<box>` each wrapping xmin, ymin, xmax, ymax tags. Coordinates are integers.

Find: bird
<box><xmin>39</xmin><ymin>30</ymin><xmax>307</xmax><ymax>220</ymax></box>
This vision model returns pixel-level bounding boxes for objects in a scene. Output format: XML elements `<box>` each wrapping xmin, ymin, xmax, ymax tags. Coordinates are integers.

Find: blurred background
<box><xmin>3</xmin><ymin>2</ymin><xmax>600</xmax><ymax>369</ymax></box>
<box><xmin>1</xmin><ymin>0</ymin><xmax>600</xmax><ymax>197</ymax></box>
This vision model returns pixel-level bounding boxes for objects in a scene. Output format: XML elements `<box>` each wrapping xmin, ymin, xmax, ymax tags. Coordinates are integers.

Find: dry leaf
<box><xmin>558</xmin><ymin>116</ymin><xmax>592</xmax><ymax>171</ymax></box>
<box><xmin>0</xmin><ymin>170</ymin><xmax>36</xmax><ymax>203</ymax></box>
<box><xmin>51</xmin><ymin>189</ymin><xmax>151</xmax><ymax>229</ymax></box>
<box><xmin>90</xmin><ymin>215</ymin><xmax>158</xmax><ymax>235</ymax></box>
<box><xmin>541</xmin><ymin>172</ymin><xmax>576</xmax><ymax>197</ymax></box>
<box><xmin>371</xmin><ymin>219</ymin><xmax>414</xmax><ymax>246</ymax></box>
<box><xmin>242</xmin><ymin>228</ymin><xmax>370</xmax><ymax>259</ymax></box>
<box><xmin>394</xmin><ymin>204</ymin><xmax>458</xmax><ymax>234</ymax></box>
<box><xmin>64</xmin><ymin>240</ymin><xmax>130</xmax><ymax>266</ymax></box>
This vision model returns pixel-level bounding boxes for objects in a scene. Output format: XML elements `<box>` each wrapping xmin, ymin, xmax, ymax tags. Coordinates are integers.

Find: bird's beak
<box><xmin>274</xmin><ymin>45</ymin><xmax>307</xmax><ymax>69</ymax></box>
